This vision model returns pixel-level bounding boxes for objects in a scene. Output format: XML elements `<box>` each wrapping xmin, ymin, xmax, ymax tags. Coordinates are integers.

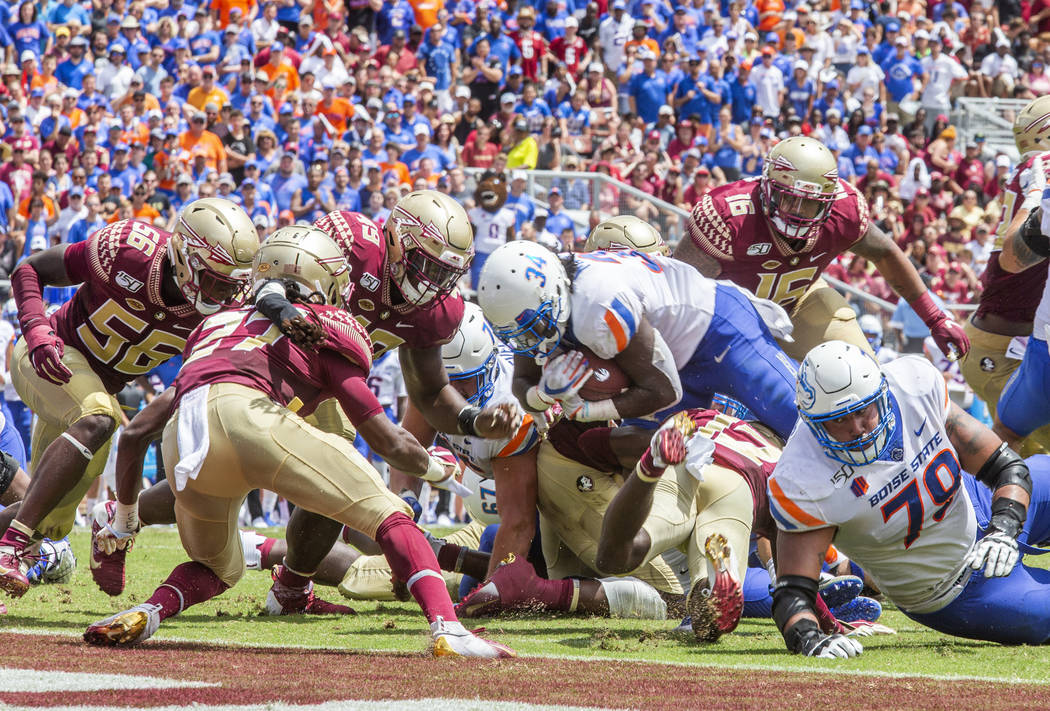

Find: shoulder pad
<box><xmin>319</xmin><ymin>308</ymin><xmax>374</xmax><ymax>373</ymax></box>
<box><xmin>86</xmin><ymin>220</ymin><xmax>131</xmax><ymax>285</ymax></box>
<box><xmin>831</xmin><ymin>180</ymin><xmax>870</xmax><ymax>240</ymax></box>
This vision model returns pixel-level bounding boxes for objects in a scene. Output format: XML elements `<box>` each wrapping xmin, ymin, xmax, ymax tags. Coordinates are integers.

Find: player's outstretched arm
<box><xmin>114</xmin><ymin>388</ymin><xmax>175</xmax><ymax>508</ymax></box>
<box><xmin>401</xmin><ymin>345</ymin><xmax>519</xmax><ymax>440</ymax></box>
<box><xmin>772</xmin><ymin>526</ymin><xmax>862</xmax><ymax>659</ymax></box>
<box><xmin>487</xmin><ymin>448</ymin><xmax>540</xmax><ymax>577</ymax></box>
<box><xmin>12</xmin><ymin>245</ymin><xmax>75</xmax><ymax>384</ymax></box>
<box><xmin>851</xmin><ymin>221</ymin><xmax>969</xmax><ymax>360</ymax></box>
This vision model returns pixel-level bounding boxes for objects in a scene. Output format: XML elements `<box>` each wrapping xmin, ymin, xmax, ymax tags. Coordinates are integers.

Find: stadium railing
<box><xmin>952</xmin><ymin>97</ymin><xmax>1029</xmax><ymax>161</ymax></box>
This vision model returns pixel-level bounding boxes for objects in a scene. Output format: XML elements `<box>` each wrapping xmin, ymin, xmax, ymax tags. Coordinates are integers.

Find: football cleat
<box><xmin>90</xmin><ymin>501</ymin><xmax>130</xmax><ymax>596</ymax></box>
<box><xmin>431</xmin><ymin>616</ymin><xmax>516</xmax><ymax>659</ymax></box>
<box><xmin>831</xmin><ymin>596</ymin><xmax>883</xmax><ymax>623</ymax></box>
<box><xmin>688</xmin><ymin>533</ymin><xmax>744</xmax><ymax>643</ymax></box>
<box><xmin>265</xmin><ymin>566</ymin><xmax>357</xmax><ymax>615</ymax></box>
<box><xmin>84</xmin><ymin>603</ymin><xmax>162</xmax><ymax>646</ymax></box>
<box><xmin>456</xmin><ymin>554</ymin><xmax>541</xmax><ymax>618</ymax></box>
<box><xmin>818</xmin><ymin>574</ymin><xmax>863</xmax><ymax>609</ymax></box>
<box><xmin>0</xmin><ymin>546</ymin><xmax>32</xmax><ymax>598</ymax></box>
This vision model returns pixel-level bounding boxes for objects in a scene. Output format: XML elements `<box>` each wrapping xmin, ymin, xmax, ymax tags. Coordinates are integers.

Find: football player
<box><xmin>770</xmin><ymin>341</ymin><xmax>1050</xmax><ymax>656</ymax></box>
<box><xmin>674</xmin><ymin>136</ymin><xmax>969</xmax><ymax>363</ymax></box>
<box><xmin>467</xmin><ymin>171</ymin><xmax>517</xmax><ymax>289</ymax></box>
<box><xmin>0</xmin><ymin>198</ymin><xmax>259</xmax><ymax>599</ymax></box>
<box><xmin>583</xmin><ymin>215</ymin><xmax>671</xmax><ymax>256</ymax></box>
<box><xmin>477</xmin><ymin>240</ymin><xmax>800</xmax><ymax>438</ymax></box>
<box><xmin>960</xmin><ymin>96</ymin><xmax>1050</xmax><ymax>455</ymax></box>
<box><xmin>83</xmin><ymin>226</ymin><xmax>515</xmax><ymax>658</ymax></box>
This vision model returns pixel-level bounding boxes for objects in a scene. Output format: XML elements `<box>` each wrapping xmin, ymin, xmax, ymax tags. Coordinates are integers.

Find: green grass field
<box><xmin>3</xmin><ymin>526</ymin><xmax>1049</xmax><ymax>685</ymax></box>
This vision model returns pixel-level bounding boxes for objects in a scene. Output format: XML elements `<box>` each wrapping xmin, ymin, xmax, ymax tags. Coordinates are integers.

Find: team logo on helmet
<box><xmin>770</xmin><ymin>155</ymin><xmax>797</xmax><ymax>172</ymax></box>
<box><xmin>797</xmin><ymin>367</ymin><xmax>816</xmax><ymax>410</ymax></box>
<box><xmin>179</xmin><ymin>218</ymin><xmax>237</xmax><ymax>266</ymax></box>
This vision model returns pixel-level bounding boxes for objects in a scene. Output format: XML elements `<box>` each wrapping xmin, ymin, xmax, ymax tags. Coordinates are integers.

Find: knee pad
<box><xmin>0</xmin><ymin>450</ymin><xmax>17</xmax><ymax>499</ymax></box>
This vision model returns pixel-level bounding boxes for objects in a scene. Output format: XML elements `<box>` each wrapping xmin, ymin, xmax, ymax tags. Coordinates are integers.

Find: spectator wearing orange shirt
<box><xmin>624</xmin><ymin>21</ymin><xmax>659</xmax><ymax>59</ymax></box>
<box><xmin>60</xmin><ymin>90</ymin><xmax>87</xmax><ymax>129</ymax></box>
<box><xmin>259</xmin><ymin>42</ymin><xmax>300</xmax><ymax>106</ymax></box>
<box><xmin>129</xmin><ymin>184</ymin><xmax>162</xmax><ymax>223</ymax></box>
<box><xmin>211</xmin><ymin>0</ymin><xmax>258</xmax><ymax>28</ymax></box>
<box><xmin>317</xmin><ymin>79</ymin><xmax>352</xmax><ymax>135</ymax></box>
<box><xmin>187</xmin><ymin>66</ymin><xmax>230</xmax><ymax>111</ymax></box>
<box><xmin>756</xmin><ymin>0</ymin><xmax>784</xmax><ymax>32</ymax></box>
<box><xmin>178</xmin><ymin>111</ymin><xmax>228</xmax><ymax>174</ymax></box>
<box><xmin>16</xmin><ymin>171</ymin><xmax>58</xmax><ymax>225</ymax></box>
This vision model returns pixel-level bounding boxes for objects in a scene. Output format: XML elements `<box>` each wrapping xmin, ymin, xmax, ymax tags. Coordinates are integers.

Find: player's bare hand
<box><xmin>28</xmin><ymin>331</ymin><xmax>72</xmax><ymax>385</ymax></box>
<box><xmin>475</xmin><ymin>402</ymin><xmax>523</xmax><ymax>439</ymax></box>
<box><xmin>279</xmin><ymin>315</ymin><xmax>327</xmax><ymax>350</ymax></box>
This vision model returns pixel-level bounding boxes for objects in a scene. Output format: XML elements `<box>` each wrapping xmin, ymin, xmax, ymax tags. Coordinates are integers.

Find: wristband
<box><xmin>635</xmin><ymin>449</ymin><xmax>663</xmax><ymax>482</ymax></box>
<box><xmin>114</xmin><ymin>501</ymin><xmax>140</xmax><ymax>534</ymax></box>
<box><xmin>457</xmin><ymin>405</ymin><xmax>481</xmax><ymax>436</ymax></box>
<box><xmin>422</xmin><ymin>453</ymin><xmax>450</xmax><ymax>482</ymax></box>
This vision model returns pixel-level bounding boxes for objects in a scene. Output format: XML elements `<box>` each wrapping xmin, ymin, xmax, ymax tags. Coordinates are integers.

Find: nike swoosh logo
<box><xmin>809</xmin><ymin>252</ymin><xmax>827</xmax><ymax>263</ymax></box>
<box><xmin>914</xmin><ymin>419</ymin><xmax>927</xmax><ymax>437</ymax></box>
<box><xmin>395</xmin><ymin>321</ymin><xmax>415</xmax><ymax>329</ymax></box>
<box><xmin>713</xmin><ymin>346</ymin><xmax>731</xmax><ymax>364</ymax></box>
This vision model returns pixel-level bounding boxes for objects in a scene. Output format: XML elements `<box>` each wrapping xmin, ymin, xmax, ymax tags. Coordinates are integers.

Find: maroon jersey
<box><xmin>175</xmin><ymin>304</ymin><xmax>382</xmax><ymax>423</ymax></box>
<box><xmin>976</xmin><ymin>152</ymin><xmax>1050</xmax><ymax>326</ymax></box>
<box><xmin>686</xmin><ymin>177</ymin><xmax>870</xmax><ymax>312</ymax></box>
<box><xmin>55</xmin><ymin>220</ymin><xmax>202</xmax><ymax>394</ymax></box>
<box><xmin>313</xmin><ymin>210</ymin><xmax>465</xmax><ymax>356</ymax></box>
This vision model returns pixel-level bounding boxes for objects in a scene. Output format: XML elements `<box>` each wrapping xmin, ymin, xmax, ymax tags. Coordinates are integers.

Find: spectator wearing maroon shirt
<box><xmin>681</xmin><ymin>165</ymin><xmax>711</xmax><ymax>206</ymax></box>
<box><xmin>665</xmin><ymin>119</ymin><xmax>695</xmax><ymax>160</ymax></box>
<box><xmin>954</xmin><ymin>140</ymin><xmax>988</xmax><ymax>193</ymax></box>
<box><xmin>856</xmin><ymin>158</ymin><xmax>896</xmax><ymax>196</ymax></box>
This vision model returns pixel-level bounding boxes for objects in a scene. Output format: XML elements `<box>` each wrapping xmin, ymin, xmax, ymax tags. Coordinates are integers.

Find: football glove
<box><xmin>964</xmin><ymin>529</ymin><xmax>1019</xmax><ymax>578</ymax></box>
<box><xmin>799</xmin><ymin>629</ymin><xmax>863</xmax><ymax>659</ymax></box>
<box><xmin>423</xmin><ymin>446</ymin><xmax>473</xmax><ymax>499</ymax></box>
<box><xmin>1022</xmin><ymin>155</ymin><xmax>1046</xmax><ymax>210</ymax></box>
<box><xmin>911</xmin><ymin>291</ymin><xmax>969</xmax><ymax>361</ymax></box>
<box><xmin>24</xmin><ymin>324</ymin><xmax>72</xmax><ymax>385</ymax></box>
<box><xmin>538</xmin><ymin>350</ymin><xmax>593</xmax><ymax>403</ymax></box>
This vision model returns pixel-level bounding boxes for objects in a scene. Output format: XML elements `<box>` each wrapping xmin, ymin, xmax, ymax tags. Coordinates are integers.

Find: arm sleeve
<box><xmin>326</xmin><ymin>353</ymin><xmax>386</xmax><ymax>426</ymax></box>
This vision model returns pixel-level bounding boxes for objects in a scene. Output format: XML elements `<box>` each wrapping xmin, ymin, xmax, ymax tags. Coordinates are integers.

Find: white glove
<box><xmin>560</xmin><ymin>392</ymin><xmax>620</xmax><ymax>422</ymax></box>
<box><xmin>683</xmin><ymin>434</ymin><xmax>715</xmax><ymax>482</ymax></box>
<box><xmin>538</xmin><ymin>350</ymin><xmax>593</xmax><ymax>403</ymax></box>
<box><xmin>422</xmin><ymin>447</ymin><xmax>473</xmax><ymax>499</ymax></box>
<box><xmin>964</xmin><ymin>530</ymin><xmax>1019</xmax><ymax>578</ymax></box>
<box><xmin>93</xmin><ymin>501</ymin><xmax>139</xmax><ymax>556</ymax></box>
<box><xmin>805</xmin><ymin>633</ymin><xmax>863</xmax><ymax>659</ymax></box>
<box><xmin>840</xmin><ymin>620</ymin><xmax>897</xmax><ymax>637</ymax></box>
<box><xmin>1023</xmin><ymin>155</ymin><xmax>1047</xmax><ymax>210</ymax></box>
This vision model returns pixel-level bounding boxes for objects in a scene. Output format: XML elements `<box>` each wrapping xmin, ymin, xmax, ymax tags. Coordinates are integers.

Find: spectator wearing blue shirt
<box><xmin>402</xmin><ymin>125</ymin><xmax>454</xmax><ymax>172</ymax></box>
<box><xmin>842</xmin><ymin>125</ymin><xmax>880</xmax><ymax>173</ymax></box>
<box><xmin>628</xmin><ymin>48</ymin><xmax>667</xmax><ymax>125</ymax></box>
<box><xmin>516</xmin><ymin>83</ymin><xmax>552</xmax><ymax>133</ymax></box>
<box><xmin>108</xmin><ymin>144</ymin><xmax>140</xmax><ymax>197</ymax></box>
<box><xmin>418</xmin><ymin>24</ymin><xmax>457</xmax><ymax>92</ymax></box>
<box><xmin>0</xmin><ymin>182</ymin><xmax>14</xmax><ymax>233</ymax></box>
<box><xmin>66</xmin><ymin>193</ymin><xmax>106</xmax><ymax>245</ymax></box>
<box><xmin>872</xmin><ymin>21</ymin><xmax>900</xmax><ymax>67</ymax></box>
<box><xmin>477</xmin><ymin>21</ymin><xmax>521</xmax><ymax>68</ymax></box>
<box><xmin>828</xmin><ymin>141</ymin><xmax>856</xmax><ymax>182</ymax></box>
<box><xmin>729</xmin><ymin>64</ymin><xmax>757</xmax><ymax>124</ymax></box>
<box><xmin>330</xmin><ymin>167</ymin><xmax>362</xmax><ymax>212</ymax></box>
<box><xmin>376</xmin><ymin>0</ymin><xmax>416</xmax><ymax>46</ymax></box>
<box><xmin>544</xmin><ymin>187</ymin><xmax>576</xmax><ymax>239</ymax></box>
<box><xmin>785</xmin><ymin>61</ymin><xmax>815</xmax><ymax>119</ymax></box>
<box><xmin>660</xmin><ymin>8</ymin><xmax>700</xmax><ymax>55</ymax></box>
<box><xmin>189</xmin><ymin>19</ymin><xmax>221</xmax><ymax>66</ymax></box>
<box><xmin>505</xmin><ymin>169</ymin><xmax>536</xmax><ymax>229</ymax></box>
<box><xmin>674</xmin><ymin>57</ymin><xmax>708</xmax><ymax>122</ymax></box>
<box><xmin>538</xmin><ymin>0</ymin><xmax>569</xmax><ymax>40</ymax></box>
<box><xmin>380</xmin><ymin>105</ymin><xmax>415</xmax><ymax>148</ymax></box>
<box><xmin>813</xmin><ymin>81</ymin><xmax>845</xmax><ymax>121</ymax></box>
<box><xmin>48</xmin><ymin>0</ymin><xmax>90</xmax><ymax>26</ymax></box>
<box><xmin>882</xmin><ymin>41</ymin><xmax>924</xmax><ymax>109</ymax></box>
<box><xmin>266</xmin><ymin>151</ymin><xmax>309</xmax><ymax>213</ymax></box>
<box><xmin>8</xmin><ymin>3</ymin><xmax>51</xmax><ymax>63</ymax></box>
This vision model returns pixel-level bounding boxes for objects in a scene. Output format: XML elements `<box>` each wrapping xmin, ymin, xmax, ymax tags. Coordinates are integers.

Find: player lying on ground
<box><xmin>83</xmin><ymin>226</ymin><xmax>514</xmax><ymax>658</ymax></box>
<box><xmin>674</xmin><ymin>135</ymin><xmax>969</xmax><ymax>362</ymax></box>
<box><xmin>477</xmin><ymin>238</ymin><xmax>799</xmax><ymax>438</ymax></box>
<box><xmin>771</xmin><ymin>341</ymin><xmax>1050</xmax><ymax>658</ymax></box>
<box><xmin>0</xmin><ymin>199</ymin><xmax>259</xmax><ymax>601</ymax></box>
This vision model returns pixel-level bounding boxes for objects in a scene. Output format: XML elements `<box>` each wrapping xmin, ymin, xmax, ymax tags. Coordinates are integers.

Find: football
<box><xmin>574</xmin><ymin>347</ymin><xmax>630</xmax><ymax>401</ymax></box>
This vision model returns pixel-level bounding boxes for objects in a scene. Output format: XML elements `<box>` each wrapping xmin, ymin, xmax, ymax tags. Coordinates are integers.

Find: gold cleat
<box><xmin>83</xmin><ymin>604</ymin><xmax>161</xmax><ymax>646</ymax></box>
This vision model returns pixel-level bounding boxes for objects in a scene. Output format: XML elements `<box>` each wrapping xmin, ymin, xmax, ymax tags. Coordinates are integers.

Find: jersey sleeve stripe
<box><xmin>603</xmin><ymin>310</ymin><xmax>630</xmax><ymax>352</ymax></box>
<box><xmin>610</xmin><ymin>297</ymin><xmax>637</xmax><ymax>339</ymax></box>
<box><xmin>496</xmin><ymin>414</ymin><xmax>537</xmax><ymax>458</ymax></box>
<box><xmin>768</xmin><ymin>496</ymin><xmax>799</xmax><ymax>531</ymax></box>
<box><xmin>768</xmin><ymin>477</ymin><xmax>828</xmax><ymax>528</ymax></box>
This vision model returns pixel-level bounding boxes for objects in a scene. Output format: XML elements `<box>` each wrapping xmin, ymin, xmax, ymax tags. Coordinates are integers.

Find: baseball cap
<box><xmin>120</xmin><ymin>16</ymin><xmax>140</xmax><ymax>29</ymax></box>
<box><xmin>513</xmin><ymin>118</ymin><xmax>528</xmax><ymax>131</ymax></box>
<box><xmin>857</xmin><ymin>125</ymin><xmax>873</xmax><ymax>136</ymax></box>
<box><xmin>764</xmin><ymin>32</ymin><xmax>778</xmax><ymax>43</ymax></box>
<box><xmin>794</xmin><ymin>60</ymin><xmax>809</xmax><ymax>71</ymax></box>
<box><xmin>914</xmin><ymin>29</ymin><xmax>930</xmax><ymax>40</ymax></box>
<box><xmin>508</xmin><ymin>65</ymin><xmax>523</xmax><ymax>76</ymax></box>
<box><xmin>108</xmin><ymin>43</ymin><xmax>125</xmax><ymax>54</ymax></box>
<box><xmin>455</xmin><ymin>85</ymin><xmax>470</xmax><ymax>98</ymax></box>
<box><xmin>696</xmin><ymin>166</ymin><xmax>710</xmax><ymax>176</ymax></box>
<box><xmin>856</xmin><ymin>46</ymin><xmax>870</xmax><ymax>54</ymax></box>
<box><xmin>19</xmin><ymin>50</ymin><xmax>35</xmax><ymax>63</ymax></box>
<box><xmin>510</xmin><ymin>169</ymin><xmax>527</xmax><ymax>182</ymax></box>
<box><xmin>895</xmin><ymin>35</ymin><xmax>909</xmax><ymax>46</ymax></box>
<box><xmin>177</xmin><ymin>174</ymin><xmax>194</xmax><ymax>186</ymax></box>
<box><xmin>916</xmin><ymin>187</ymin><xmax>930</xmax><ymax>197</ymax></box>
<box><xmin>71</xmin><ymin>36</ymin><xmax>89</xmax><ymax>47</ymax></box>
<box><xmin>996</xmin><ymin>155</ymin><xmax>1011</xmax><ymax>168</ymax></box>
<box><xmin>30</xmin><ymin>87</ymin><xmax>43</xmax><ymax>98</ymax></box>
<box><xmin>114</xmin><ymin>142</ymin><xmax>130</xmax><ymax>152</ymax></box>
<box><xmin>548</xmin><ymin>186</ymin><xmax>562</xmax><ymax>196</ymax></box>
<box><xmin>413</xmin><ymin>123</ymin><xmax>430</xmax><ymax>136</ymax></box>
<box><xmin>612</xmin><ymin>0</ymin><xmax>626</xmax><ymax>9</ymax></box>
<box><xmin>272</xmin><ymin>40</ymin><xmax>284</xmax><ymax>51</ymax></box>
<box><xmin>659</xmin><ymin>105</ymin><xmax>674</xmax><ymax>116</ymax></box>
<box><xmin>761</xmin><ymin>46</ymin><xmax>775</xmax><ymax>56</ymax></box>
<box><xmin>501</xmin><ymin>91</ymin><xmax>516</xmax><ymax>104</ymax></box>
<box><xmin>886</xmin><ymin>22</ymin><xmax>900</xmax><ymax>32</ymax></box>
<box><xmin>565</xmin><ymin>16</ymin><xmax>578</xmax><ymax>27</ymax></box>
<box><xmin>150</xmin><ymin>128</ymin><xmax>165</xmax><ymax>140</ymax></box>
<box><xmin>647</xmin><ymin>129</ymin><xmax>660</xmax><ymax>141</ymax></box>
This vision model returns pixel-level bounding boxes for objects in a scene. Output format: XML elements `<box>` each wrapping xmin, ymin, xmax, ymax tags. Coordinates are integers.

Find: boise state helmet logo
<box><xmin>798</xmin><ymin>367</ymin><xmax>816</xmax><ymax>410</ymax></box>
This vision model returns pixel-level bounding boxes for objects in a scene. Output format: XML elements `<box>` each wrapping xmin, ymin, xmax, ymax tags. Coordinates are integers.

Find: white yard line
<box><xmin>0</xmin><ymin>667</ymin><xmax>218</xmax><ymax>692</ymax></box>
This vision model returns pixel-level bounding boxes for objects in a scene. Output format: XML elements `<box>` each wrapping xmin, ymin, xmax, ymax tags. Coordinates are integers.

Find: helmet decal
<box><xmin>178</xmin><ymin>216</ymin><xmax>236</xmax><ymax>266</ymax></box>
<box><xmin>797</xmin><ymin>367</ymin><xmax>816</xmax><ymax>410</ymax></box>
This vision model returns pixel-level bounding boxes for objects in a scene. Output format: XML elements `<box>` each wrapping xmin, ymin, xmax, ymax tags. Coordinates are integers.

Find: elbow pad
<box><xmin>771</xmin><ymin>574</ymin><xmax>821</xmax><ymax>653</ymax></box>
<box><xmin>255</xmin><ymin>289</ymin><xmax>301</xmax><ymax>328</ymax></box>
<box><xmin>976</xmin><ymin>443</ymin><xmax>1032</xmax><ymax>498</ymax></box>
<box><xmin>1020</xmin><ymin>208</ymin><xmax>1050</xmax><ymax>258</ymax></box>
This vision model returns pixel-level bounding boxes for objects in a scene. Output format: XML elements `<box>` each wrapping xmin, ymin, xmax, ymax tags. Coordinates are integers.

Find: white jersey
<box><xmin>367</xmin><ymin>349</ymin><xmax>406</xmax><ymax>409</ymax></box>
<box><xmin>468</xmin><ymin>206</ymin><xmax>517</xmax><ymax>255</ymax></box>
<box><xmin>569</xmin><ymin>252</ymin><xmax>716</xmax><ymax>365</ymax></box>
<box><xmin>461</xmin><ymin>468</ymin><xmax>500</xmax><ymax>525</ymax></box>
<box><xmin>437</xmin><ymin>348</ymin><xmax>540</xmax><ymax>478</ymax></box>
<box><xmin>769</xmin><ymin>356</ymin><xmax>978</xmax><ymax>613</ymax></box>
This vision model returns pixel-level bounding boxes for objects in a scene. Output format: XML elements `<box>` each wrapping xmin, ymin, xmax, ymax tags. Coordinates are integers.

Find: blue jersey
<box><xmin>517</xmin><ymin>99</ymin><xmax>552</xmax><ymax>134</ymax></box>
<box><xmin>628</xmin><ymin>71</ymin><xmax>668</xmax><ymax>125</ymax></box>
<box><xmin>674</xmin><ymin>75</ymin><xmax>706</xmax><ymax>123</ymax></box>
<box><xmin>376</xmin><ymin>0</ymin><xmax>415</xmax><ymax>45</ymax></box>
<box><xmin>556</xmin><ymin>102</ymin><xmax>590</xmax><ymax>136</ymax></box>
<box><xmin>730</xmin><ymin>80</ymin><xmax>757</xmax><ymax>125</ymax></box>
<box><xmin>882</xmin><ymin>55</ymin><xmax>923</xmax><ymax>102</ymax></box>
<box><xmin>418</xmin><ymin>41</ymin><xmax>456</xmax><ymax>91</ymax></box>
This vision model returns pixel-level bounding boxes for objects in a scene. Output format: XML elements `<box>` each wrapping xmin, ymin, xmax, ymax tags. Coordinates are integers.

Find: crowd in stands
<box><xmin>0</xmin><ymin>0</ymin><xmax>1040</xmax><ymax>440</ymax></box>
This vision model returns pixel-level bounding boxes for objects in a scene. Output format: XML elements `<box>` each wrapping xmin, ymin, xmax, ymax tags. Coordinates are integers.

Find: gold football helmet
<box><xmin>1014</xmin><ymin>95</ymin><xmax>1050</xmax><ymax>156</ymax></box>
<box><xmin>384</xmin><ymin>190</ymin><xmax>473</xmax><ymax>308</ymax></box>
<box><xmin>170</xmin><ymin>197</ymin><xmax>259</xmax><ymax>315</ymax></box>
<box><xmin>760</xmin><ymin>136</ymin><xmax>839</xmax><ymax>244</ymax></box>
<box><xmin>253</xmin><ymin>225</ymin><xmax>351</xmax><ymax>308</ymax></box>
<box><xmin>584</xmin><ymin>215</ymin><xmax>670</xmax><ymax>255</ymax></box>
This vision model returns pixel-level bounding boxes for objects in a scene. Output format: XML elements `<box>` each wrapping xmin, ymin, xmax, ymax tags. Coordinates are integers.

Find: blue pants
<box><xmin>470</xmin><ymin>251</ymin><xmax>492</xmax><ymax>291</ymax></box>
<box><xmin>997</xmin><ymin>337</ymin><xmax>1050</xmax><ymax>438</ymax></box>
<box><xmin>5</xmin><ymin>399</ymin><xmax>31</xmax><ymax>463</ymax></box>
<box><xmin>0</xmin><ymin>400</ymin><xmax>26</xmax><ymax>470</ymax></box>
<box><xmin>632</xmin><ymin>285</ymin><xmax>800</xmax><ymax>438</ymax></box>
<box><xmin>905</xmin><ymin>460</ymin><xmax>1050</xmax><ymax>644</ymax></box>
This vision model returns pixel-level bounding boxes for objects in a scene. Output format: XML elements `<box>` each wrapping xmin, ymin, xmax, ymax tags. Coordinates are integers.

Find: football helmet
<box><xmin>477</xmin><ymin>241</ymin><xmax>569</xmax><ymax>360</ymax></box>
<box><xmin>796</xmin><ymin>341</ymin><xmax>895</xmax><ymax>466</ymax></box>
<box><xmin>253</xmin><ymin>225</ymin><xmax>352</xmax><ymax>308</ymax></box>
<box><xmin>1014</xmin><ymin>95</ymin><xmax>1050</xmax><ymax>157</ymax></box>
<box><xmin>760</xmin><ymin>136</ymin><xmax>839</xmax><ymax>244</ymax></box>
<box><xmin>384</xmin><ymin>190</ymin><xmax>474</xmax><ymax>309</ymax></box>
<box><xmin>584</xmin><ymin>215</ymin><xmax>670</xmax><ymax>255</ymax></box>
<box><xmin>443</xmin><ymin>302</ymin><xmax>500</xmax><ymax>406</ymax></box>
<box><xmin>170</xmin><ymin>198</ymin><xmax>259</xmax><ymax>315</ymax></box>
<box><xmin>474</xmin><ymin>171</ymin><xmax>508</xmax><ymax>212</ymax></box>
<box><xmin>858</xmin><ymin>314</ymin><xmax>883</xmax><ymax>349</ymax></box>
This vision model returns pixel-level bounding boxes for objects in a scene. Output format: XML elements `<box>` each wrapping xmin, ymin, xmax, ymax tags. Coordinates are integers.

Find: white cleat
<box><xmin>84</xmin><ymin>603</ymin><xmax>162</xmax><ymax>646</ymax></box>
<box><xmin>430</xmin><ymin>617</ymin><xmax>516</xmax><ymax>659</ymax></box>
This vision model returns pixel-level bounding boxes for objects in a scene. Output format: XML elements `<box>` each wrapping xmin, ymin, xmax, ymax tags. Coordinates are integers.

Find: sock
<box><xmin>0</xmin><ymin>520</ymin><xmax>34</xmax><ymax>551</ymax></box>
<box><xmin>276</xmin><ymin>563</ymin><xmax>311</xmax><ymax>588</ymax></box>
<box><xmin>531</xmin><ymin>575</ymin><xmax>575</xmax><ymax>611</ymax></box>
<box><xmin>145</xmin><ymin>561</ymin><xmax>229</xmax><ymax>622</ymax></box>
<box><xmin>259</xmin><ymin>537</ymin><xmax>278</xmax><ymax>568</ymax></box>
<box><xmin>375</xmin><ymin>512</ymin><xmax>457</xmax><ymax>623</ymax></box>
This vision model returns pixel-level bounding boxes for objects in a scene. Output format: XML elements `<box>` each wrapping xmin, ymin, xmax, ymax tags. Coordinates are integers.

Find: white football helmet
<box><xmin>384</xmin><ymin>190</ymin><xmax>473</xmax><ymax>309</ymax></box>
<box><xmin>858</xmin><ymin>314</ymin><xmax>883</xmax><ymax>350</ymax></box>
<box><xmin>796</xmin><ymin>341</ymin><xmax>895</xmax><ymax>466</ymax></box>
<box><xmin>443</xmin><ymin>302</ymin><xmax>500</xmax><ymax>406</ymax></box>
<box><xmin>584</xmin><ymin>215</ymin><xmax>669</xmax><ymax>255</ymax></box>
<box><xmin>170</xmin><ymin>198</ymin><xmax>259</xmax><ymax>315</ymax></box>
<box><xmin>477</xmin><ymin>241</ymin><xmax>570</xmax><ymax>360</ymax></box>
